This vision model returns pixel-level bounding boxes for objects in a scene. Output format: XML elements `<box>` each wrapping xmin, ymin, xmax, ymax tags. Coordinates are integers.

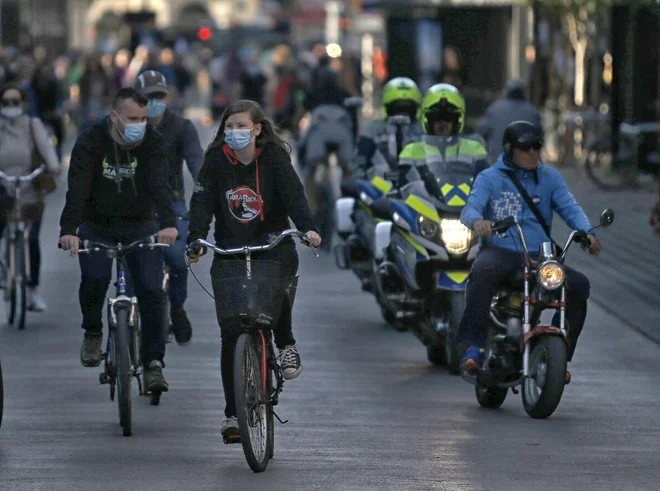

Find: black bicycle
<box><xmin>188</xmin><ymin>229</ymin><xmax>317</xmax><ymax>472</ymax></box>
<box><xmin>0</xmin><ymin>165</ymin><xmax>46</xmax><ymax>330</ymax></box>
<box><xmin>69</xmin><ymin>236</ymin><xmax>168</xmax><ymax>436</ymax></box>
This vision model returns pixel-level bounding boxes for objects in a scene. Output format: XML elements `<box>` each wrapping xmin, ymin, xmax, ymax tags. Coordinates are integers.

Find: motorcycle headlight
<box><xmin>418</xmin><ymin>216</ymin><xmax>439</xmax><ymax>239</ymax></box>
<box><xmin>537</xmin><ymin>261</ymin><xmax>565</xmax><ymax>290</ymax></box>
<box><xmin>440</xmin><ymin>219</ymin><xmax>472</xmax><ymax>255</ymax></box>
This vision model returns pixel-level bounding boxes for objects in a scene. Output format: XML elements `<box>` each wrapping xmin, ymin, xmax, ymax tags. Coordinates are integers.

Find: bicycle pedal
<box><xmin>222</xmin><ymin>435</ymin><xmax>241</xmax><ymax>445</ymax></box>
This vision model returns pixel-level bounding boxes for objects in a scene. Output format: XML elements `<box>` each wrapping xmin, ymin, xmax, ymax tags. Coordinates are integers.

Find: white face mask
<box><xmin>1</xmin><ymin>107</ymin><xmax>23</xmax><ymax>119</ymax></box>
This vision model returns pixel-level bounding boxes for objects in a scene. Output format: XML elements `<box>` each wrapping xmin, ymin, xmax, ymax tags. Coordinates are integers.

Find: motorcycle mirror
<box><xmin>386</xmin><ymin>115</ymin><xmax>411</xmax><ymax>126</ymax></box>
<box><xmin>600</xmin><ymin>208</ymin><xmax>614</xmax><ymax>228</ymax></box>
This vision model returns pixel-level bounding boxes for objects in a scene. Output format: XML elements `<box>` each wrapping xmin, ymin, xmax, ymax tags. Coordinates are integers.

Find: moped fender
<box><xmin>523</xmin><ymin>325</ymin><xmax>570</xmax><ymax>347</ymax></box>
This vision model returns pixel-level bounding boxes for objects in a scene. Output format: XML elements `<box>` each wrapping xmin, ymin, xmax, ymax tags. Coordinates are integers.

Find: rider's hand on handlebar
<box><xmin>59</xmin><ymin>235</ymin><xmax>81</xmax><ymax>256</ymax></box>
<box><xmin>473</xmin><ymin>220</ymin><xmax>492</xmax><ymax>237</ymax></box>
<box><xmin>185</xmin><ymin>245</ymin><xmax>207</xmax><ymax>264</ymax></box>
<box><xmin>304</xmin><ymin>231</ymin><xmax>322</xmax><ymax>248</ymax></box>
<box><xmin>157</xmin><ymin>227</ymin><xmax>178</xmax><ymax>245</ymax></box>
<box><xmin>582</xmin><ymin>233</ymin><xmax>601</xmax><ymax>256</ymax></box>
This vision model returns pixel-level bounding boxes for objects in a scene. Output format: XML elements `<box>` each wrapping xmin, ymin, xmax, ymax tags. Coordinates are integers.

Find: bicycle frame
<box><xmin>79</xmin><ymin>237</ymin><xmax>168</xmax><ymax>392</ymax></box>
<box><xmin>190</xmin><ymin>228</ymin><xmax>317</xmax><ymax>403</ymax></box>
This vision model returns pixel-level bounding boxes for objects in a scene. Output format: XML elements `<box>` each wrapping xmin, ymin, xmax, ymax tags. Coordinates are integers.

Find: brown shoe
<box><xmin>565</xmin><ymin>370</ymin><xmax>571</xmax><ymax>385</ymax></box>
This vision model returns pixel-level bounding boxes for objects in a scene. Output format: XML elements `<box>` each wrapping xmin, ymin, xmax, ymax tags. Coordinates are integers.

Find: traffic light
<box><xmin>197</xmin><ymin>27</ymin><xmax>212</xmax><ymax>41</ymax></box>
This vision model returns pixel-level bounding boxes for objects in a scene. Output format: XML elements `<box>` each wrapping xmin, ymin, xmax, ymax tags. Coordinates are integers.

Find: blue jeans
<box><xmin>124</xmin><ymin>201</ymin><xmax>189</xmax><ymax>308</ymax></box>
<box><xmin>455</xmin><ymin>247</ymin><xmax>590</xmax><ymax>361</ymax></box>
<box><xmin>0</xmin><ymin>220</ymin><xmax>41</xmax><ymax>287</ymax></box>
<box><xmin>77</xmin><ymin>221</ymin><xmax>166</xmax><ymax>366</ymax></box>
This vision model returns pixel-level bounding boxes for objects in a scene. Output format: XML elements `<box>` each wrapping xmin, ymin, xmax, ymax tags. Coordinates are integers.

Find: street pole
<box><xmin>361</xmin><ymin>33</ymin><xmax>374</xmax><ymax>119</ymax></box>
<box><xmin>325</xmin><ymin>1</ymin><xmax>341</xmax><ymax>46</ymax></box>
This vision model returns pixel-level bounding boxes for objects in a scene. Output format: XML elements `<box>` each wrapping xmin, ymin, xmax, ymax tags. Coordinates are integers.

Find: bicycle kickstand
<box><xmin>272</xmin><ymin>410</ymin><xmax>289</xmax><ymax>425</ymax></box>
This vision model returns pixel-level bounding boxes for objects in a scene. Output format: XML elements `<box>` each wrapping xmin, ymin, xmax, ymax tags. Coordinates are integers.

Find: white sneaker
<box><xmin>29</xmin><ymin>291</ymin><xmax>47</xmax><ymax>312</ymax></box>
<box><xmin>221</xmin><ymin>416</ymin><xmax>239</xmax><ymax>440</ymax></box>
<box><xmin>278</xmin><ymin>345</ymin><xmax>303</xmax><ymax>380</ymax></box>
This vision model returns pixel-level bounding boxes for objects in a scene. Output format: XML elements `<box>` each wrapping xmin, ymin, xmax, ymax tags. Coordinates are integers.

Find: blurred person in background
<box><xmin>0</xmin><ymin>83</ymin><xmax>62</xmax><ymax>311</ymax></box>
<box><xmin>31</xmin><ymin>50</ymin><xmax>66</xmax><ymax>160</ymax></box>
<box><xmin>239</xmin><ymin>50</ymin><xmax>268</xmax><ymax>108</ymax></box>
<box><xmin>477</xmin><ymin>79</ymin><xmax>543</xmax><ymax>164</ymax></box>
<box><xmin>135</xmin><ymin>71</ymin><xmax>203</xmax><ymax>344</ymax></box>
<box><xmin>77</xmin><ymin>54</ymin><xmax>113</xmax><ymax>132</ymax></box>
<box><xmin>124</xmin><ymin>45</ymin><xmax>149</xmax><ymax>87</ymax></box>
<box><xmin>112</xmin><ymin>49</ymin><xmax>131</xmax><ymax>91</ymax></box>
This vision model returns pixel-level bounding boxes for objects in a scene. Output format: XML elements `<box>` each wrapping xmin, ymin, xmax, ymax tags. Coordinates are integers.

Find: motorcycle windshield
<box><xmin>425</xmin><ymin>161</ymin><xmax>476</xmax><ymax>208</ymax></box>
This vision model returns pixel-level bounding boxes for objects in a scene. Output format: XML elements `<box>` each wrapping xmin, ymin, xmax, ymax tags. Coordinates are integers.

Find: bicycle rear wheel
<box><xmin>584</xmin><ymin>137</ymin><xmax>637</xmax><ymax>191</ymax></box>
<box><xmin>234</xmin><ymin>333</ymin><xmax>271</xmax><ymax>472</ymax></box>
<box><xmin>116</xmin><ymin>309</ymin><xmax>132</xmax><ymax>436</ymax></box>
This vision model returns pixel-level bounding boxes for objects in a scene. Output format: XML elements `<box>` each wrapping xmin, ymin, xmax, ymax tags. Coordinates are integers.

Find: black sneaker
<box><xmin>171</xmin><ymin>306</ymin><xmax>192</xmax><ymax>346</ymax></box>
<box><xmin>80</xmin><ymin>332</ymin><xmax>103</xmax><ymax>367</ymax></box>
<box><xmin>144</xmin><ymin>360</ymin><xmax>169</xmax><ymax>393</ymax></box>
<box><xmin>278</xmin><ymin>345</ymin><xmax>303</xmax><ymax>380</ymax></box>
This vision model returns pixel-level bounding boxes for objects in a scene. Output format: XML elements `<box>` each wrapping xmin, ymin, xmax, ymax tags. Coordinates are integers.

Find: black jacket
<box><xmin>153</xmin><ymin>109</ymin><xmax>203</xmax><ymax>202</ymax></box>
<box><xmin>59</xmin><ymin>117</ymin><xmax>176</xmax><ymax>236</ymax></box>
<box><xmin>187</xmin><ymin>143</ymin><xmax>316</xmax><ymax>249</ymax></box>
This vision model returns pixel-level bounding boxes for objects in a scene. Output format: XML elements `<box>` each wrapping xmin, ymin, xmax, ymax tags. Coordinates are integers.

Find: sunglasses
<box><xmin>1</xmin><ymin>99</ymin><xmax>22</xmax><ymax>107</ymax></box>
<box><xmin>516</xmin><ymin>141</ymin><xmax>542</xmax><ymax>152</ymax></box>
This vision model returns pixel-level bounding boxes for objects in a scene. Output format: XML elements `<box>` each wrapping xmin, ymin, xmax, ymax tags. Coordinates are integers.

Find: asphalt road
<box><xmin>0</xmin><ymin>122</ymin><xmax>658</xmax><ymax>490</ymax></box>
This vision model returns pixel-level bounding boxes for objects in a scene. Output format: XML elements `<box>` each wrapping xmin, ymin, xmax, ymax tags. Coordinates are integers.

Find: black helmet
<box><xmin>502</xmin><ymin>121</ymin><xmax>543</xmax><ymax>157</ymax></box>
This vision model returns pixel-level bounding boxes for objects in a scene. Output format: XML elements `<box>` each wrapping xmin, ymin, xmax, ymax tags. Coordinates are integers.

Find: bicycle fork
<box><xmin>100</xmin><ymin>298</ymin><xmax>141</xmax><ymax>392</ymax></box>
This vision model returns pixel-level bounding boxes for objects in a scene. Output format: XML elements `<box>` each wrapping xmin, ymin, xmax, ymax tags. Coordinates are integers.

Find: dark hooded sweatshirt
<box><xmin>59</xmin><ymin>117</ymin><xmax>176</xmax><ymax>236</ymax></box>
<box><xmin>187</xmin><ymin>142</ymin><xmax>316</xmax><ymax>249</ymax></box>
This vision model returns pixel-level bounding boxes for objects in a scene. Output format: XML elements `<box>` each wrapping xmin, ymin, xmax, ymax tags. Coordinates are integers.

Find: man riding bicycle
<box><xmin>456</xmin><ymin>121</ymin><xmax>602</xmax><ymax>384</ymax></box>
<box><xmin>59</xmin><ymin>87</ymin><xmax>178</xmax><ymax>394</ymax></box>
<box><xmin>135</xmin><ymin>70</ymin><xmax>203</xmax><ymax>345</ymax></box>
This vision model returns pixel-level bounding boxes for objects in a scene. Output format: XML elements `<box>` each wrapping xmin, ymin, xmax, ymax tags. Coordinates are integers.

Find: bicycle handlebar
<box><xmin>0</xmin><ymin>165</ymin><xmax>46</xmax><ymax>183</ymax></box>
<box><xmin>58</xmin><ymin>235</ymin><xmax>169</xmax><ymax>255</ymax></box>
<box><xmin>189</xmin><ymin>228</ymin><xmax>319</xmax><ymax>257</ymax></box>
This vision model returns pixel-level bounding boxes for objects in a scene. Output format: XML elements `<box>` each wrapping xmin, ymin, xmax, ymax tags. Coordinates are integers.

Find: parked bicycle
<box><xmin>0</xmin><ymin>165</ymin><xmax>46</xmax><ymax>330</ymax></box>
<box><xmin>187</xmin><ymin>228</ymin><xmax>317</xmax><ymax>472</ymax></box>
<box><xmin>585</xmin><ymin>122</ymin><xmax>660</xmax><ymax>191</ymax></box>
<box><xmin>62</xmin><ymin>235</ymin><xmax>168</xmax><ymax>436</ymax></box>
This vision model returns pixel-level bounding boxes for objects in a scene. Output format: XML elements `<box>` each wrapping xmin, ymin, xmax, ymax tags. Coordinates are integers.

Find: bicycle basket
<box><xmin>212</xmin><ymin>260</ymin><xmax>297</xmax><ymax>330</ymax></box>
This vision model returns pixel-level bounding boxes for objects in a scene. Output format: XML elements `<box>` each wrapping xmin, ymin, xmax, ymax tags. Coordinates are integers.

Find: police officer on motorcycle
<box><xmin>457</xmin><ymin>121</ymin><xmax>602</xmax><ymax>384</ymax></box>
<box><xmin>354</xmin><ymin>77</ymin><xmax>423</xmax><ymax>177</ymax></box>
<box><xmin>397</xmin><ymin>83</ymin><xmax>489</xmax><ymax>202</ymax></box>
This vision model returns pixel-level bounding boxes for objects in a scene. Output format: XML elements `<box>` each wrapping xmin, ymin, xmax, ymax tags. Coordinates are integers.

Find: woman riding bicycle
<box><xmin>186</xmin><ymin>99</ymin><xmax>321</xmax><ymax>440</ymax></box>
<box><xmin>0</xmin><ymin>83</ymin><xmax>62</xmax><ymax>311</ymax></box>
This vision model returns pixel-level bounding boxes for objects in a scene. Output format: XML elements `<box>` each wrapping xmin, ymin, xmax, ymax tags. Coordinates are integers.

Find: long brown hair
<box><xmin>205</xmin><ymin>99</ymin><xmax>290</xmax><ymax>157</ymax></box>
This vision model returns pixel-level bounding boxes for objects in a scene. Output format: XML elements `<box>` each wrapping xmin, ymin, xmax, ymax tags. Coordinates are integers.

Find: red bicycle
<box><xmin>188</xmin><ymin>229</ymin><xmax>317</xmax><ymax>472</ymax></box>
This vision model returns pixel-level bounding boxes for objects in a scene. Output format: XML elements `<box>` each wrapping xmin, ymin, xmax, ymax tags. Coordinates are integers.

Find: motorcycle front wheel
<box><xmin>522</xmin><ymin>336</ymin><xmax>567</xmax><ymax>419</ymax></box>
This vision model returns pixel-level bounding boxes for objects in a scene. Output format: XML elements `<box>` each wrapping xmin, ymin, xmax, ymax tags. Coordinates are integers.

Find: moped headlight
<box><xmin>440</xmin><ymin>219</ymin><xmax>472</xmax><ymax>255</ymax></box>
<box><xmin>537</xmin><ymin>261</ymin><xmax>565</xmax><ymax>290</ymax></box>
<box><xmin>418</xmin><ymin>216</ymin><xmax>439</xmax><ymax>239</ymax></box>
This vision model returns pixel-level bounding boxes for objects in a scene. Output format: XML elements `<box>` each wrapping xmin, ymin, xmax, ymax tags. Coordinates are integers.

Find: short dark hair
<box><xmin>0</xmin><ymin>83</ymin><xmax>27</xmax><ymax>102</ymax></box>
<box><xmin>112</xmin><ymin>87</ymin><xmax>148</xmax><ymax>111</ymax></box>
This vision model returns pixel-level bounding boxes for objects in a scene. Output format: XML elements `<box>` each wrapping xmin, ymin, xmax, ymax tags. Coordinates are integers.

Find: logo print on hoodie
<box><xmin>226</xmin><ymin>186</ymin><xmax>261</xmax><ymax>222</ymax></box>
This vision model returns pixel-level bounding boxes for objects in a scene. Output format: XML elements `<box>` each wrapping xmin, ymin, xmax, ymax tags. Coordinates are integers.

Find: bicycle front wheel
<box><xmin>116</xmin><ymin>309</ymin><xmax>132</xmax><ymax>436</ymax></box>
<box><xmin>234</xmin><ymin>333</ymin><xmax>271</xmax><ymax>472</ymax></box>
<box><xmin>14</xmin><ymin>233</ymin><xmax>27</xmax><ymax>330</ymax></box>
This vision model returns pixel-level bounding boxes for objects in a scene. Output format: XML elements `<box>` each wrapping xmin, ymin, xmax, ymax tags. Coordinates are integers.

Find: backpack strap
<box><xmin>502</xmin><ymin>169</ymin><xmax>562</xmax><ymax>254</ymax></box>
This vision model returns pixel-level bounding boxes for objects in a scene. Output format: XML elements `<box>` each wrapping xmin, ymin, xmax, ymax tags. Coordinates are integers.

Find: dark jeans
<box><xmin>124</xmin><ymin>201</ymin><xmax>189</xmax><ymax>308</ymax></box>
<box><xmin>455</xmin><ymin>247</ymin><xmax>590</xmax><ymax>361</ymax></box>
<box><xmin>212</xmin><ymin>242</ymin><xmax>298</xmax><ymax>418</ymax></box>
<box><xmin>0</xmin><ymin>220</ymin><xmax>42</xmax><ymax>287</ymax></box>
<box><xmin>77</xmin><ymin>221</ymin><xmax>166</xmax><ymax>367</ymax></box>
<box><xmin>165</xmin><ymin>201</ymin><xmax>189</xmax><ymax>308</ymax></box>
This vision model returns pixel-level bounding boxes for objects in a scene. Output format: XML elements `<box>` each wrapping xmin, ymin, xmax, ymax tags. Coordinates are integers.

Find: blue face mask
<box><xmin>225</xmin><ymin>128</ymin><xmax>255</xmax><ymax>152</ymax></box>
<box><xmin>117</xmin><ymin>116</ymin><xmax>147</xmax><ymax>144</ymax></box>
<box><xmin>147</xmin><ymin>99</ymin><xmax>166</xmax><ymax>118</ymax></box>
